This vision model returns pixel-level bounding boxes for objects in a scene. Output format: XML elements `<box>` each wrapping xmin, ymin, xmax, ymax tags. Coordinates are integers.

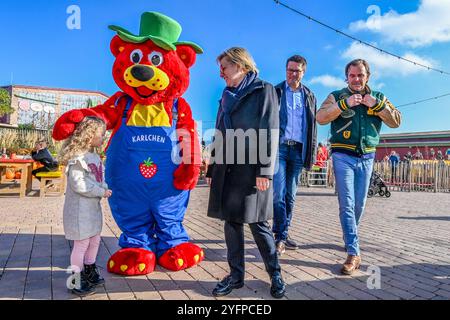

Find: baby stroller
<box><xmin>367</xmin><ymin>170</ymin><xmax>391</xmax><ymax>198</ymax></box>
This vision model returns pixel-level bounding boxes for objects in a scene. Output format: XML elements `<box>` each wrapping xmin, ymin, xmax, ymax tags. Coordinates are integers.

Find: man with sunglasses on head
<box><xmin>273</xmin><ymin>55</ymin><xmax>318</xmax><ymax>255</ymax></box>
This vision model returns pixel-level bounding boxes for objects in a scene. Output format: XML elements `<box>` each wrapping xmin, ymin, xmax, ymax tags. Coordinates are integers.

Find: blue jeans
<box><xmin>272</xmin><ymin>143</ymin><xmax>304</xmax><ymax>241</ymax></box>
<box><xmin>332</xmin><ymin>152</ymin><xmax>374</xmax><ymax>256</ymax></box>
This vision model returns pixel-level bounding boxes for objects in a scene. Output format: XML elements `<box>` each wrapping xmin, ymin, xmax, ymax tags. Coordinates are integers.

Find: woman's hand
<box><xmin>206</xmin><ymin>177</ymin><xmax>212</xmax><ymax>187</ymax></box>
<box><xmin>103</xmin><ymin>189</ymin><xmax>113</xmax><ymax>198</ymax></box>
<box><xmin>256</xmin><ymin>177</ymin><xmax>270</xmax><ymax>191</ymax></box>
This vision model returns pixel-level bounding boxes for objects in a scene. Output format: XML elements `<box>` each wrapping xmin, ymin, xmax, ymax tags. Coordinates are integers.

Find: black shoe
<box><xmin>212</xmin><ymin>275</ymin><xmax>244</xmax><ymax>297</ymax></box>
<box><xmin>270</xmin><ymin>272</ymin><xmax>286</xmax><ymax>299</ymax></box>
<box><xmin>285</xmin><ymin>236</ymin><xmax>298</xmax><ymax>250</ymax></box>
<box><xmin>71</xmin><ymin>271</ymin><xmax>95</xmax><ymax>297</ymax></box>
<box><xmin>84</xmin><ymin>263</ymin><xmax>105</xmax><ymax>286</ymax></box>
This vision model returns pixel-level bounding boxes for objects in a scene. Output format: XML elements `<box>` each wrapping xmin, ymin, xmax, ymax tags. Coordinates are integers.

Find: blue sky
<box><xmin>1</xmin><ymin>0</ymin><xmax>450</xmax><ymax>143</ymax></box>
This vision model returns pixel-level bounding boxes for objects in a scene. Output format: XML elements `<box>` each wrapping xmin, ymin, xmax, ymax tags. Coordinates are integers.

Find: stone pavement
<box><xmin>0</xmin><ymin>181</ymin><xmax>449</xmax><ymax>300</ymax></box>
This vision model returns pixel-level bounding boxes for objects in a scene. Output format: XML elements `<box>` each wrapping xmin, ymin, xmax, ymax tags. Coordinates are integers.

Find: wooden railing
<box><xmin>300</xmin><ymin>160</ymin><xmax>450</xmax><ymax>193</ymax></box>
<box><xmin>372</xmin><ymin>160</ymin><xmax>450</xmax><ymax>193</ymax></box>
<box><xmin>0</xmin><ymin>127</ymin><xmax>55</xmax><ymax>153</ymax></box>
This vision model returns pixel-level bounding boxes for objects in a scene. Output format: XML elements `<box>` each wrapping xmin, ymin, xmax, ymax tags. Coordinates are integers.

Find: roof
<box><xmin>1</xmin><ymin>84</ymin><xmax>109</xmax><ymax>99</ymax></box>
<box><xmin>380</xmin><ymin>130</ymin><xmax>450</xmax><ymax>140</ymax></box>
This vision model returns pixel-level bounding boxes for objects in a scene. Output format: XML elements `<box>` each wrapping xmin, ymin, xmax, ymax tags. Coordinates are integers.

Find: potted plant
<box><xmin>8</xmin><ymin>147</ymin><xmax>18</xmax><ymax>159</ymax></box>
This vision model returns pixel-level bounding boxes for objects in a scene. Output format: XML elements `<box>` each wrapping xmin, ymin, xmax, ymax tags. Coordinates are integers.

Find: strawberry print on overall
<box><xmin>139</xmin><ymin>157</ymin><xmax>158</xmax><ymax>178</ymax></box>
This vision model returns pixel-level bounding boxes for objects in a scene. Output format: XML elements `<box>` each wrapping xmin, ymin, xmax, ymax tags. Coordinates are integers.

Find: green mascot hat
<box><xmin>109</xmin><ymin>11</ymin><xmax>203</xmax><ymax>54</ymax></box>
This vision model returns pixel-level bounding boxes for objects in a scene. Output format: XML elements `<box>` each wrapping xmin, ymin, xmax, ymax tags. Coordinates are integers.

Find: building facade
<box><xmin>377</xmin><ymin>130</ymin><xmax>450</xmax><ymax>161</ymax></box>
<box><xmin>0</xmin><ymin>85</ymin><xmax>109</xmax><ymax>130</ymax></box>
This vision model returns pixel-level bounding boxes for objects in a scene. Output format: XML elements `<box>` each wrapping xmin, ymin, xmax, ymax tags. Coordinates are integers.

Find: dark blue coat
<box><xmin>275</xmin><ymin>81</ymin><xmax>318</xmax><ymax>170</ymax></box>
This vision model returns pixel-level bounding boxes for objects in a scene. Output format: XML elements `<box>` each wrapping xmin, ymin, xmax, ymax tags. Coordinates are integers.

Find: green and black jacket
<box><xmin>329</xmin><ymin>86</ymin><xmax>390</xmax><ymax>155</ymax></box>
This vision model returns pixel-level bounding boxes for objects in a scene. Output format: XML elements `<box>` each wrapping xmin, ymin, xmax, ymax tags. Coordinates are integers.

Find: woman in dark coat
<box><xmin>206</xmin><ymin>47</ymin><xmax>285</xmax><ymax>299</ymax></box>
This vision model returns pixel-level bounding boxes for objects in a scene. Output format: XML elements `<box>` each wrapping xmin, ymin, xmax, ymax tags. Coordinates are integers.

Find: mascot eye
<box><xmin>149</xmin><ymin>51</ymin><xmax>164</xmax><ymax>66</ymax></box>
<box><xmin>130</xmin><ymin>49</ymin><xmax>143</xmax><ymax>64</ymax></box>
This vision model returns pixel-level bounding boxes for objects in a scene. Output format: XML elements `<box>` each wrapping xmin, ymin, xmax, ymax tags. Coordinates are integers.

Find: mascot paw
<box><xmin>158</xmin><ymin>242</ymin><xmax>204</xmax><ymax>271</ymax></box>
<box><xmin>173</xmin><ymin>164</ymin><xmax>200</xmax><ymax>190</ymax></box>
<box><xmin>107</xmin><ymin>248</ymin><xmax>156</xmax><ymax>276</ymax></box>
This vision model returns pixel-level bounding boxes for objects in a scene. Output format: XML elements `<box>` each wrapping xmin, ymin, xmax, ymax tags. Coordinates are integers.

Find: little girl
<box><xmin>58</xmin><ymin>116</ymin><xmax>112</xmax><ymax>296</ymax></box>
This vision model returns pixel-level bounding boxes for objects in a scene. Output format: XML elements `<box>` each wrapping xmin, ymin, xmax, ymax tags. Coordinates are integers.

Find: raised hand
<box><xmin>346</xmin><ymin>94</ymin><xmax>363</xmax><ymax>107</ymax></box>
<box><xmin>361</xmin><ymin>94</ymin><xmax>377</xmax><ymax>108</ymax></box>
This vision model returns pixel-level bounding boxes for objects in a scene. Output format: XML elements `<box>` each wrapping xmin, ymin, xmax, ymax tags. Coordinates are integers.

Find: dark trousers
<box><xmin>224</xmin><ymin>220</ymin><xmax>281</xmax><ymax>282</ymax></box>
<box><xmin>391</xmin><ymin>165</ymin><xmax>398</xmax><ymax>182</ymax></box>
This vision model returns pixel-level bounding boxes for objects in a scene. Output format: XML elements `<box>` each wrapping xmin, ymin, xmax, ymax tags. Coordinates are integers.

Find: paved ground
<box><xmin>0</xmin><ymin>180</ymin><xmax>449</xmax><ymax>300</ymax></box>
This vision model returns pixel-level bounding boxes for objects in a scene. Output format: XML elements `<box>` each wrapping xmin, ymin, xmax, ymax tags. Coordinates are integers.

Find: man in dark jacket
<box><xmin>31</xmin><ymin>139</ymin><xmax>58</xmax><ymax>180</ymax></box>
<box><xmin>272</xmin><ymin>55</ymin><xmax>318</xmax><ymax>255</ymax></box>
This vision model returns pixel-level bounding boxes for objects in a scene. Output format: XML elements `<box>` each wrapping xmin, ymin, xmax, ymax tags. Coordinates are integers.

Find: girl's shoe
<box><xmin>84</xmin><ymin>263</ymin><xmax>105</xmax><ymax>286</ymax></box>
<box><xmin>71</xmin><ymin>271</ymin><xmax>95</xmax><ymax>297</ymax></box>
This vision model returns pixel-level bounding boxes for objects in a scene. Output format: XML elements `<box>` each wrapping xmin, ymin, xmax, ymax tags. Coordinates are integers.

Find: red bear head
<box><xmin>108</xmin><ymin>12</ymin><xmax>202</xmax><ymax>105</ymax></box>
<box><xmin>110</xmin><ymin>36</ymin><xmax>198</xmax><ymax>105</ymax></box>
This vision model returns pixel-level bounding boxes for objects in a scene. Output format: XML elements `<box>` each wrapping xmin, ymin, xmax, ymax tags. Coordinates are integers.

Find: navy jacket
<box><xmin>275</xmin><ymin>81</ymin><xmax>317</xmax><ymax>170</ymax></box>
<box><xmin>31</xmin><ymin>148</ymin><xmax>58</xmax><ymax>170</ymax></box>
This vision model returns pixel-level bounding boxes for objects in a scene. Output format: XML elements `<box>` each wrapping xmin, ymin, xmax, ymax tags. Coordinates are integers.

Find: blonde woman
<box><xmin>206</xmin><ymin>47</ymin><xmax>285</xmax><ymax>298</ymax></box>
<box><xmin>59</xmin><ymin>117</ymin><xmax>112</xmax><ymax>296</ymax></box>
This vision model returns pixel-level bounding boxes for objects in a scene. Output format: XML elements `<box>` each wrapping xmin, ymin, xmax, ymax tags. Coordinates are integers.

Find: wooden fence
<box><xmin>373</xmin><ymin>160</ymin><xmax>450</xmax><ymax>193</ymax></box>
<box><xmin>300</xmin><ymin>160</ymin><xmax>450</xmax><ymax>193</ymax></box>
<box><xmin>0</xmin><ymin>127</ymin><xmax>56</xmax><ymax>154</ymax></box>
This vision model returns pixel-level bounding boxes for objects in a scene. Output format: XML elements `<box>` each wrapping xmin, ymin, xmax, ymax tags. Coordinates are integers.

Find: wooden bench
<box><xmin>36</xmin><ymin>166</ymin><xmax>66</xmax><ymax>197</ymax></box>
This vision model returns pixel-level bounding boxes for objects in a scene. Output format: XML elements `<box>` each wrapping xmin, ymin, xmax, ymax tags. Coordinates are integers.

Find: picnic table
<box><xmin>0</xmin><ymin>159</ymin><xmax>34</xmax><ymax>197</ymax></box>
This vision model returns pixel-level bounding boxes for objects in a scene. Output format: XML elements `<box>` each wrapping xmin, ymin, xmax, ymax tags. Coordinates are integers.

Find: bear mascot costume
<box><xmin>52</xmin><ymin>12</ymin><xmax>204</xmax><ymax>275</ymax></box>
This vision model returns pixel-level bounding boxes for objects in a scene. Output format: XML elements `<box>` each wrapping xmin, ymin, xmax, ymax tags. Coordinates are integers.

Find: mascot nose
<box><xmin>131</xmin><ymin>65</ymin><xmax>155</xmax><ymax>82</ymax></box>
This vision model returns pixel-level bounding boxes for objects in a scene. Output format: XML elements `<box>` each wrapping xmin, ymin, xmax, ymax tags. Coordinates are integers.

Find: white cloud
<box><xmin>309</xmin><ymin>75</ymin><xmax>346</xmax><ymax>88</ymax></box>
<box><xmin>349</xmin><ymin>0</ymin><xmax>450</xmax><ymax>47</ymax></box>
<box><xmin>342</xmin><ymin>42</ymin><xmax>437</xmax><ymax>76</ymax></box>
<box><xmin>372</xmin><ymin>82</ymin><xmax>386</xmax><ymax>90</ymax></box>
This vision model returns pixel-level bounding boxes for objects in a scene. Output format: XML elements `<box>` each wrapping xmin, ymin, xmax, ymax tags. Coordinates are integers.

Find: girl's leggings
<box><xmin>70</xmin><ymin>235</ymin><xmax>101</xmax><ymax>273</ymax></box>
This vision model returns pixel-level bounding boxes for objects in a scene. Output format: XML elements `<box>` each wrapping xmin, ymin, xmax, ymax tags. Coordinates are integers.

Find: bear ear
<box><xmin>176</xmin><ymin>45</ymin><xmax>197</xmax><ymax>68</ymax></box>
<box><xmin>110</xmin><ymin>35</ymin><xmax>127</xmax><ymax>57</ymax></box>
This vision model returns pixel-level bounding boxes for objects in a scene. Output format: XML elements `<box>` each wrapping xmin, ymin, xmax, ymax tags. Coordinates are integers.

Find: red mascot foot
<box><xmin>107</xmin><ymin>248</ymin><xmax>156</xmax><ymax>276</ymax></box>
<box><xmin>158</xmin><ymin>242</ymin><xmax>204</xmax><ymax>271</ymax></box>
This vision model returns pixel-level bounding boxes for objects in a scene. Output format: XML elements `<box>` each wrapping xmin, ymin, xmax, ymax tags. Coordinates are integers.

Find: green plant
<box><xmin>18</xmin><ymin>123</ymin><xmax>35</xmax><ymax>130</ymax></box>
<box><xmin>0</xmin><ymin>88</ymin><xmax>13</xmax><ymax>117</ymax></box>
<box><xmin>7</xmin><ymin>143</ymin><xmax>19</xmax><ymax>156</ymax></box>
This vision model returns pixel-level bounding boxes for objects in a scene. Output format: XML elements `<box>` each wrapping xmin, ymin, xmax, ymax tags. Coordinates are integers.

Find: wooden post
<box><xmin>434</xmin><ymin>162</ymin><xmax>438</xmax><ymax>193</ymax></box>
<box><xmin>408</xmin><ymin>162</ymin><xmax>412</xmax><ymax>192</ymax></box>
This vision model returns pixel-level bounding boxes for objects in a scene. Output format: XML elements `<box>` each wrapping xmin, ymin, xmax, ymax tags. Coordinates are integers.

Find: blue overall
<box><xmin>105</xmin><ymin>97</ymin><xmax>190</xmax><ymax>257</ymax></box>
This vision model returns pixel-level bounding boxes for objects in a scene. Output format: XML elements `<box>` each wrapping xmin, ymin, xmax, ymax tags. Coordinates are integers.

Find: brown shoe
<box><xmin>276</xmin><ymin>241</ymin><xmax>286</xmax><ymax>256</ymax></box>
<box><xmin>341</xmin><ymin>255</ymin><xmax>361</xmax><ymax>275</ymax></box>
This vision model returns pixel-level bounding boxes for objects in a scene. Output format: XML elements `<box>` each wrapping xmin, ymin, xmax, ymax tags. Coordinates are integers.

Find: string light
<box><xmin>273</xmin><ymin>0</ymin><xmax>450</xmax><ymax>76</ymax></box>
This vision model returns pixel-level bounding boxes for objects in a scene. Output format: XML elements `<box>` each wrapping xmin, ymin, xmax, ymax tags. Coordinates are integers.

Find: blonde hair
<box><xmin>217</xmin><ymin>47</ymin><xmax>258</xmax><ymax>74</ymax></box>
<box><xmin>58</xmin><ymin>117</ymin><xmax>106</xmax><ymax>165</ymax></box>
